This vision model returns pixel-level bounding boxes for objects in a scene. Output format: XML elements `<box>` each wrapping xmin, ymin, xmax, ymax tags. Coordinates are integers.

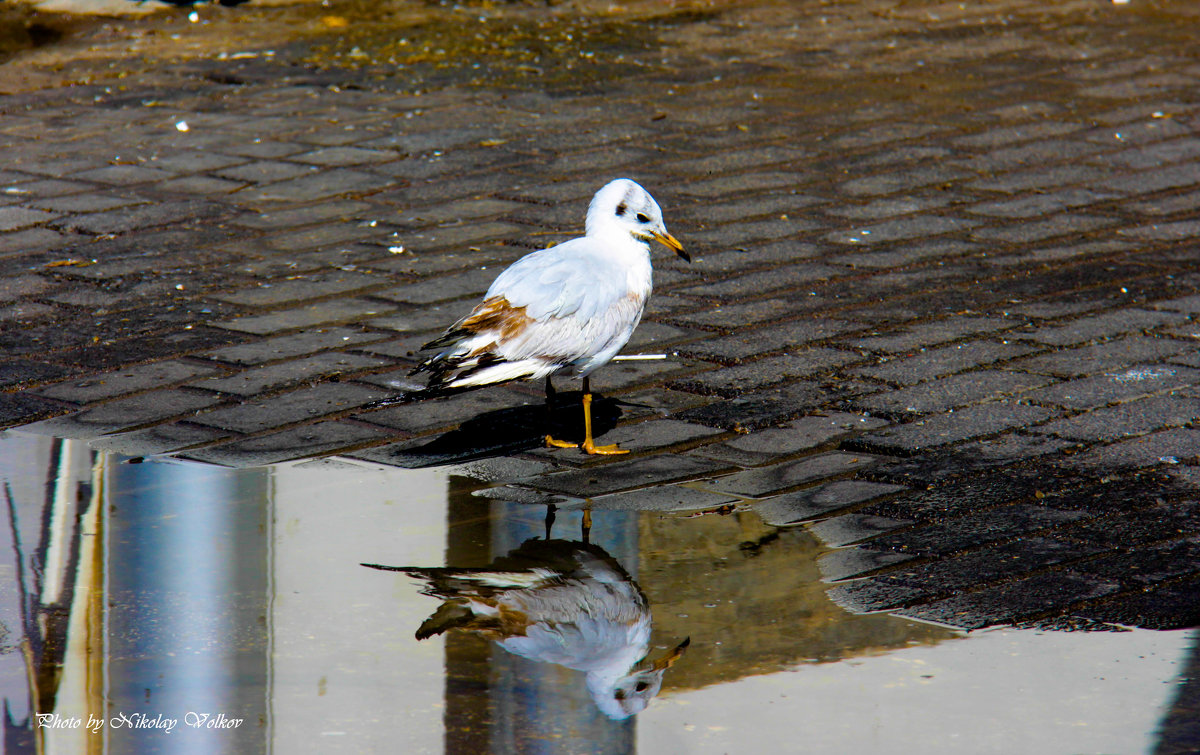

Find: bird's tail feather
<box><xmin>415</xmin><ymin>352</ymin><xmax>553</xmax><ymax>393</ymax></box>
<box><xmin>362</xmin><ymin>563</ymin><xmax>557</xmax><ymax>596</ymax></box>
<box><xmin>415</xmin><ymin>601</ymin><xmax>477</xmax><ymax>640</ymax></box>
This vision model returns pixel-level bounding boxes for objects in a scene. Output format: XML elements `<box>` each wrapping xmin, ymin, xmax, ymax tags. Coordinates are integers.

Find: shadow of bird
<box><xmin>370</xmin><ymin>389</ymin><xmax>623</xmax><ymax>468</ymax></box>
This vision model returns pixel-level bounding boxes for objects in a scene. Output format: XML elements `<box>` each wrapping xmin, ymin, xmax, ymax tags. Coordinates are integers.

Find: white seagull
<box><xmin>409</xmin><ymin>178</ymin><xmax>688</xmax><ymax>455</ymax></box>
<box><xmin>363</xmin><ymin>538</ymin><xmax>689</xmax><ymax>720</ymax></box>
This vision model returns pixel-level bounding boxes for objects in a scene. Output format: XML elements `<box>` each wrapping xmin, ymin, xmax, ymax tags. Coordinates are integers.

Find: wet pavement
<box><xmin>2</xmin><ymin>0</ymin><xmax>1200</xmax><ymax>750</ymax></box>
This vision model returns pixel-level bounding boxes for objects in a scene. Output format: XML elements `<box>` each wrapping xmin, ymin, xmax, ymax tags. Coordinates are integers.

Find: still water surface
<box><xmin>0</xmin><ymin>431</ymin><xmax>1194</xmax><ymax>754</ymax></box>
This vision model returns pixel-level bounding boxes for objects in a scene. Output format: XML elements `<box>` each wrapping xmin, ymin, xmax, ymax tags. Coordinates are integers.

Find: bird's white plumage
<box><xmin>415</xmin><ymin>178</ymin><xmax>681</xmax><ymax>393</ymax></box>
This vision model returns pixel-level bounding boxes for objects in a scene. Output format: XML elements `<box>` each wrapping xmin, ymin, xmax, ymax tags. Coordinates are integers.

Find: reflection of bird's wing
<box><xmin>386</xmin><ymin>566</ymin><xmax>560</xmax><ymax>600</ymax></box>
<box><xmin>370</xmin><ymin>538</ymin><xmax>652</xmax><ymax>669</ymax></box>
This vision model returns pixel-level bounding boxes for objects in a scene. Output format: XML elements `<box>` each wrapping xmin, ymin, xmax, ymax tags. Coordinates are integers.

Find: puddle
<box><xmin>1</xmin><ymin>429</ymin><xmax>1196</xmax><ymax>754</ymax></box>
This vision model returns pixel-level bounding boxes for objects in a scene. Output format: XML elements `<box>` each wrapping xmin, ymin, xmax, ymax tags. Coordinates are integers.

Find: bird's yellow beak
<box><xmin>651</xmin><ymin>230</ymin><xmax>690</xmax><ymax>262</ymax></box>
<box><xmin>650</xmin><ymin>637</ymin><xmax>691</xmax><ymax>671</ymax></box>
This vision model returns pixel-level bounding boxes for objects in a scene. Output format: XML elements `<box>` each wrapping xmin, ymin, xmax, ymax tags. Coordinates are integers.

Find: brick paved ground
<box><xmin>3</xmin><ymin>0</ymin><xmax>1200</xmax><ymax>630</ymax></box>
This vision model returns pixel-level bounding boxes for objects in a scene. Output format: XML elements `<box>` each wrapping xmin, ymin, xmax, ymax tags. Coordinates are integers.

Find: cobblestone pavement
<box><xmin>3</xmin><ymin>0</ymin><xmax>1200</xmax><ymax>631</ymax></box>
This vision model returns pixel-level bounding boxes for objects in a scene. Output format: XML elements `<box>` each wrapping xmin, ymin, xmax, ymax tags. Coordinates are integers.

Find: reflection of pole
<box><xmin>5</xmin><ymin>481</ymin><xmax>40</xmax><ymax>755</ymax></box>
<box><xmin>104</xmin><ymin>459</ymin><xmax>269</xmax><ymax>754</ymax></box>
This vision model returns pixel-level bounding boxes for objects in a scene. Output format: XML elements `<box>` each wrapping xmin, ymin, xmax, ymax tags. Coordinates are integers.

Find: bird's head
<box><xmin>589</xmin><ymin>636</ymin><xmax>691</xmax><ymax>720</ymax></box>
<box><xmin>586</xmin><ymin>178</ymin><xmax>689</xmax><ymax>262</ymax></box>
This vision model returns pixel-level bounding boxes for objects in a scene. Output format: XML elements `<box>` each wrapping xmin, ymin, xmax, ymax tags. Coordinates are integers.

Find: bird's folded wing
<box><xmin>496</xmin><ymin>297</ymin><xmax>644</xmax><ymax>367</ymax></box>
<box><xmin>488</xmin><ymin>240</ymin><xmax>624</xmax><ymax>323</ymax></box>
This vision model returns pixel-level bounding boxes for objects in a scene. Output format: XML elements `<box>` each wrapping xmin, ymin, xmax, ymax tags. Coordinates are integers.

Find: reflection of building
<box><xmin>0</xmin><ymin>433</ymin><xmax>450</xmax><ymax>753</ymax></box>
<box><xmin>637</xmin><ymin>511</ymin><xmax>952</xmax><ymax>690</ymax></box>
<box><xmin>0</xmin><ymin>433</ymin><xmax>274</xmax><ymax>753</ymax></box>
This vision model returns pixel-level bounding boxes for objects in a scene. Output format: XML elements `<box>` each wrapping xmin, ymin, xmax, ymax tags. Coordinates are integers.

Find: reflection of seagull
<box><xmin>401</xmin><ymin>178</ymin><xmax>688</xmax><ymax>455</ymax></box>
<box><xmin>363</xmin><ymin>539</ymin><xmax>689</xmax><ymax>720</ymax></box>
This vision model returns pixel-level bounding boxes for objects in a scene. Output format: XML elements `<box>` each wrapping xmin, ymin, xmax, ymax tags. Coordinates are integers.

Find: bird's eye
<box><xmin>635</xmin><ymin>212</ymin><xmax>650</xmax><ymax>223</ymax></box>
<box><xmin>635</xmin><ymin>682</ymin><xmax>649</xmax><ymax>692</ymax></box>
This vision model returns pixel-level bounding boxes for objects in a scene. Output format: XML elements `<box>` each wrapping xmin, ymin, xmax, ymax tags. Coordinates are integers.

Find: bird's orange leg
<box><xmin>580</xmin><ymin>378</ymin><xmax>627</xmax><ymax>455</ymax></box>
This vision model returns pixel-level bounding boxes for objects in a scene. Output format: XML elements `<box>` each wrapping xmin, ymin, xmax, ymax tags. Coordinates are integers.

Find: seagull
<box><xmin>406</xmin><ymin>178</ymin><xmax>688</xmax><ymax>455</ymax></box>
<box><xmin>363</xmin><ymin>538</ymin><xmax>689</xmax><ymax>720</ymax></box>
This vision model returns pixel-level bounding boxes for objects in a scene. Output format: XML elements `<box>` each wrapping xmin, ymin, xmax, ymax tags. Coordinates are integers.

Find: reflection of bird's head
<box><xmin>586</xmin><ymin>178</ymin><xmax>688</xmax><ymax>261</ymax></box>
<box><xmin>589</xmin><ymin>637</ymin><xmax>691</xmax><ymax>720</ymax></box>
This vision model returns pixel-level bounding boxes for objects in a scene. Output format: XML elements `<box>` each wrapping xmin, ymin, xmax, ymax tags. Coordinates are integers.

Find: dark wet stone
<box><xmin>673</xmin><ymin>381</ymin><xmax>829</xmax><ymax>432</ymax></box>
<box><xmin>675</xmin><ymin>320</ymin><xmax>861</xmax><ymax>366</ymax></box>
<box><xmin>1080</xmin><ymin>574</ymin><xmax>1200</xmax><ymax>630</ymax></box>
<box><xmin>89</xmin><ymin>423</ymin><xmax>232</xmax><ymax>456</ymax></box>
<box><xmin>0</xmin><ymin>359</ymin><xmax>76</xmax><ymax>388</ymax></box>
<box><xmin>212</xmin><ymin>271</ymin><xmax>388</xmax><ymax>308</ymax></box>
<box><xmin>668</xmin><ymin>350</ymin><xmax>858</xmax><ymax>398</ymax></box>
<box><xmin>592</xmin><ymin>419</ymin><xmax>727</xmax><ymax>455</ymax></box>
<box><xmin>1006</xmin><ymin>335</ymin><xmax>1192</xmax><ymax>378</ymax></box>
<box><xmin>752</xmin><ymin>480</ymin><xmax>907</xmax><ymax>525</ymax></box>
<box><xmin>211</xmin><ymin>300</ymin><xmax>399</xmax><ymax>335</ymax></box>
<box><xmin>181</xmin><ymin>420</ymin><xmax>392</xmax><ymax>467</ymax></box>
<box><xmin>201</xmin><ymin>327</ymin><xmax>391</xmax><ymax>365</ymax></box>
<box><xmin>851</xmin><ymin>341</ymin><xmax>1039</xmax><ymax>386</ymax></box>
<box><xmin>190</xmin><ymin>383</ymin><xmax>389</xmax><ymax>434</ymax></box>
<box><xmin>1054</xmin><ymin>501</ymin><xmax>1200</xmax><ymax>549</ymax></box>
<box><xmin>850</xmin><ymin>403</ymin><xmax>1059</xmax><ymax>455</ymax></box>
<box><xmin>52</xmin><ymin>326</ymin><xmax>252</xmax><ymax>371</ymax></box>
<box><xmin>1071</xmin><ymin>539</ymin><xmax>1200</xmax><ymax>588</ymax></box>
<box><xmin>693</xmin><ymin>413</ymin><xmax>888</xmax><ymax>468</ymax></box>
<box><xmin>807</xmin><ymin>514</ymin><xmax>913</xmax><ymax>547</ymax></box>
<box><xmin>1032</xmin><ymin>394</ymin><xmax>1198</xmax><ymax>442</ymax></box>
<box><xmin>529</xmin><ymin>454</ymin><xmax>731</xmax><ymax>498</ymax></box>
<box><xmin>34</xmin><ymin>359</ymin><xmax>227</xmax><ymax>404</ymax></box>
<box><xmin>196</xmin><ymin>353</ymin><xmax>390</xmax><ymax>397</ymax></box>
<box><xmin>895</xmin><ymin>572</ymin><xmax>1120</xmax><ymax>631</ymax></box>
<box><xmin>817</xmin><ymin>546</ymin><xmax>916</xmax><ymax>582</ymax></box>
<box><xmin>0</xmin><ymin>393</ymin><xmax>70</xmax><ymax>428</ymax></box>
<box><xmin>587</xmin><ymin>485</ymin><xmax>739</xmax><ymax>512</ymax></box>
<box><xmin>867</xmin><ymin>503</ymin><xmax>1090</xmax><ymax>558</ymax></box>
<box><xmin>709</xmin><ymin>452</ymin><xmax>887</xmax><ymax>498</ymax></box>
<box><xmin>848</xmin><ymin>370</ymin><xmax>1052</xmax><ymax>416</ymax></box>
<box><xmin>22</xmin><ymin>389</ymin><xmax>224</xmax><ymax>439</ymax></box>
<box><xmin>828</xmin><ymin>538</ymin><xmax>1103</xmax><ymax>613</ymax></box>
<box><xmin>859</xmin><ymin>434</ymin><xmax>1073</xmax><ymax>486</ymax></box>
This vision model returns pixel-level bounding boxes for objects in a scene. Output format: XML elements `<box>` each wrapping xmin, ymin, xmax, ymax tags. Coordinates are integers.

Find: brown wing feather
<box><xmin>421</xmin><ymin>296</ymin><xmax>533</xmax><ymax>352</ymax></box>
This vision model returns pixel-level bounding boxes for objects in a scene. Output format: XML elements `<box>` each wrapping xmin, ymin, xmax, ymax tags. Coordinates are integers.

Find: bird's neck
<box><xmin>584</xmin><ymin>225</ymin><xmax>654</xmax><ymax>297</ymax></box>
<box><xmin>587</xmin><ymin>224</ymin><xmax>651</xmax><ymax>256</ymax></box>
